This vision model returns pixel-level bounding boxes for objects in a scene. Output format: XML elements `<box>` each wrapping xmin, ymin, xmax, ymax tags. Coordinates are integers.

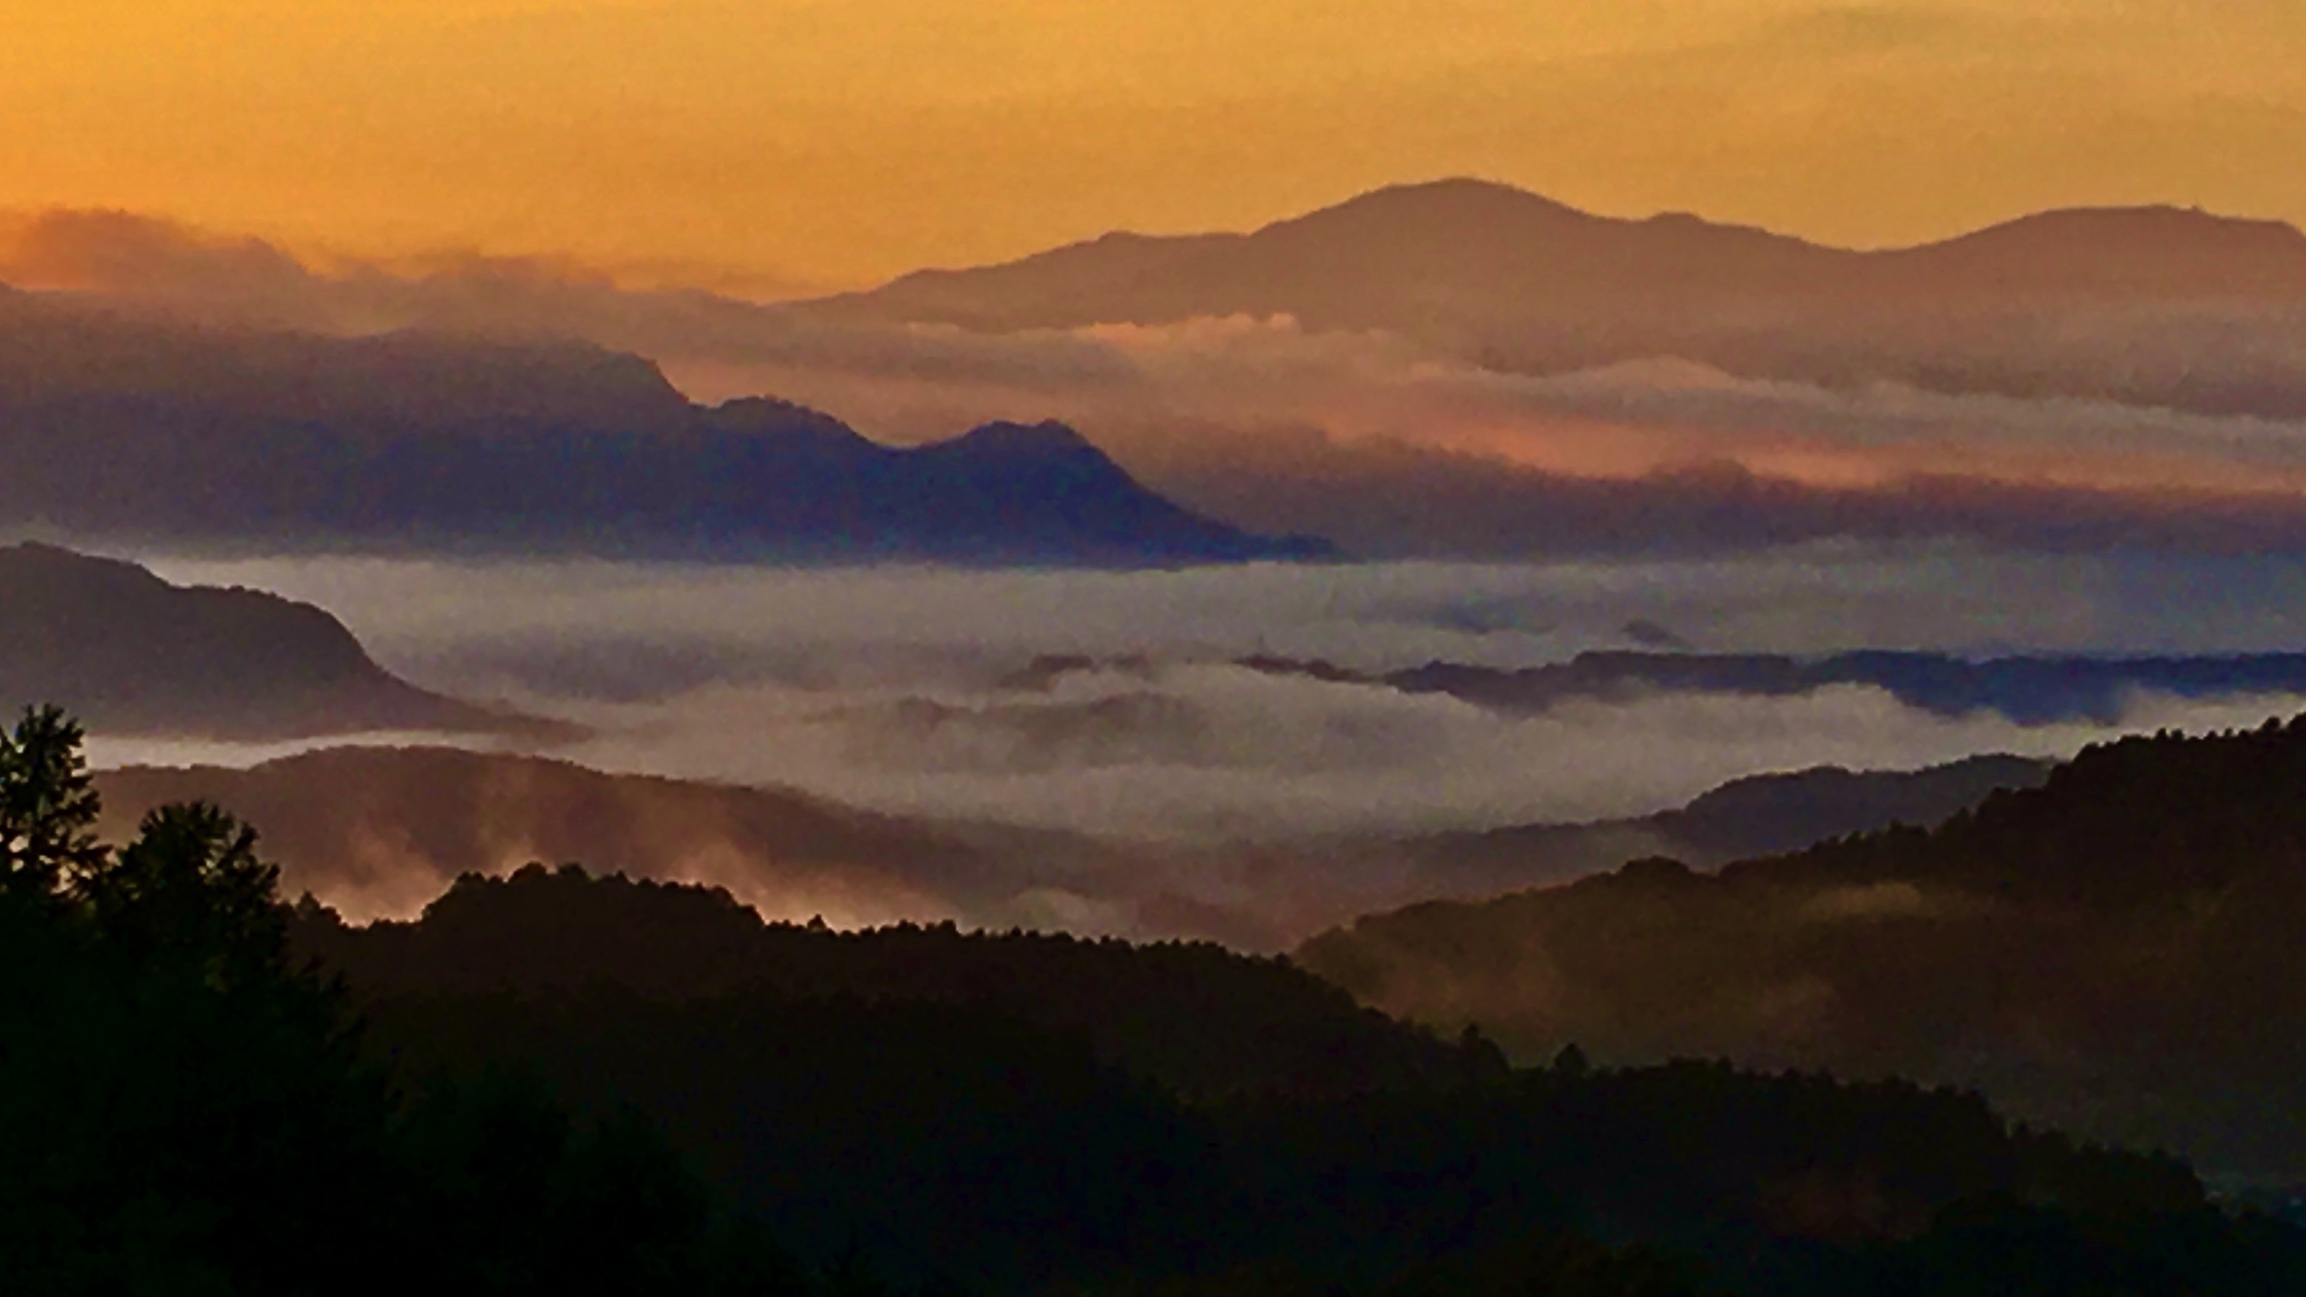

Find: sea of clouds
<box><xmin>100</xmin><ymin>547</ymin><xmax>2306</xmax><ymax>842</ymax></box>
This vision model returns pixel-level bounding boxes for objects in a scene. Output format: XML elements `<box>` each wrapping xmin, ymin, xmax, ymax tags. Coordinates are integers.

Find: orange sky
<box><xmin>5</xmin><ymin>1</ymin><xmax>2305</xmax><ymax>293</ymax></box>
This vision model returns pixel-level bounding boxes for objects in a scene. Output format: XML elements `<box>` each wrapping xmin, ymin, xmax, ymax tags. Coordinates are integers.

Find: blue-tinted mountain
<box><xmin>0</xmin><ymin>293</ymin><xmax>1331</xmax><ymax>565</ymax></box>
<box><xmin>1015</xmin><ymin>648</ymin><xmax>2306</xmax><ymax>726</ymax></box>
<box><xmin>1385</xmin><ymin>650</ymin><xmax>2306</xmax><ymax>724</ymax></box>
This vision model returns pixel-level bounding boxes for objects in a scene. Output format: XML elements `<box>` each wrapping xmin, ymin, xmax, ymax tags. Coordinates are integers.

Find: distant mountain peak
<box><xmin>946</xmin><ymin>419</ymin><xmax>1100</xmax><ymax>458</ymax></box>
<box><xmin>1311</xmin><ymin>176</ymin><xmax>1584</xmax><ymax>216</ymax></box>
<box><xmin>1913</xmin><ymin>204</ymin><xmax>2306</xmax><ymax>272</ymax></box>
<box><xmin>1263</xmin><ymin>177</ymin><xmax>1598</xmax><ymax>240</ymax></box>
<box><xmin>1968</xmin><ymin>203</ymin><xmax>2305</xmax><ymax>244</ymax></box>
<box><xmin>703</xmin><ymin>395</ymin><xmax>880</xmax><ymax>449</ymax></box>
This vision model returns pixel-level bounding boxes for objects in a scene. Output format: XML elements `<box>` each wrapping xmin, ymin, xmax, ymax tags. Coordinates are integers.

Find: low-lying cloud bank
<box><xmin>81</xmin><ymin>679</ymin><xmax>2306</xmax><ymax>946</ymax></box>
<box><xmin>60</xmin><ymin>552</ymin><xmax>2306</xmax><ymax>943</ymax></box>
<box><xmin>16</xmin><ymin>208</ymin><xmax>2306</xmax><ymax>556</ymax></box>
<box><xmin>534</xmin><ymin>673</ymin><xmax>2306</xmax><ymax>841</ymax></box>
<box><xmin>88</xmin><ymin>544</ymin><xmax>2306</xmax><ymax>841</ymax></box>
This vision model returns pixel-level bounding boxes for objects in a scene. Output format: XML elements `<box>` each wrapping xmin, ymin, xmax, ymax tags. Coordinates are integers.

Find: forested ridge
<box><xmin>9</xmin><ymin>704</ymin><xmax>2306</xmax><ymax>1294</ymax></box>
<box><xmin>1301</xmin><ymin>714</ymin><xmax>2306</xmax><ymax>1174</ymax></box>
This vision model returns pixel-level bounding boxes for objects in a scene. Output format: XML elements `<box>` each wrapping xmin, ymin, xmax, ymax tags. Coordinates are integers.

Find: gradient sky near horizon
<box><xmin>6</xmin><ymin>0</ymin><xmax>2304</xmax><ymax>292</ymax></box>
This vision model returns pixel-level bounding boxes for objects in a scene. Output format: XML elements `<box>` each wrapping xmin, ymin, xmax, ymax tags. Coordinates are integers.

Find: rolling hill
<box><xmin>1298</xmin><ymin>714</ymin><xmax>2306</xmax><ymax>1176</ymax></box>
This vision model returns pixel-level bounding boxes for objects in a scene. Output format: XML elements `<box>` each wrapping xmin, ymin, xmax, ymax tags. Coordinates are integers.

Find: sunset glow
<box><xmin>8</xmin><ymin>0</ymin><xmax>2306</xmax><ymax>289</ymax></box>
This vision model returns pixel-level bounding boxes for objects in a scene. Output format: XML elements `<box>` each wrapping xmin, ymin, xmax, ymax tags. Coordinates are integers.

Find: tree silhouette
<box><xmin>6</xmin><ymin>703</ymin><xmax>2303</xmax><ymax>1295</ymax></box>
<box><xmin>0</xmin><ymin>707</ymin><xmax>809</xmax><ymax>1295</ymax></box>
<box><xmin>0</xmin><ymin>704</ymin><xmax>106</xmax><ymax>900</ymax></box>
<box><xmin>78</xmin><ymin>801</ymin><xmax>288</xmax><ymax>986</ymax></box>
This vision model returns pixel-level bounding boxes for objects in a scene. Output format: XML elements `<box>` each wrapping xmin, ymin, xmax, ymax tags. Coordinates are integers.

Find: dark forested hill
<box><xmin>0</xmin><ymin>543</ymin><xmax>554</xmax><ymax>740</ymax></box>
<box><xmin>1299</xmin><ymin>714</ymin><xmax>2306</xmax><ymax>1175</ymax></box>
<box><xmin>292</xmin><ymin>863</ymin><xmax>1488</xmax><ymax>1101</ymax></box>
<box><xmin>282</xmin><ymin>865</ymin><xmax>2306</xmax><ymax>1295</ymax></box>
<box><xmin>15</xmin><ymin>702</ymin><xmax>2305</xmax><ymax>1294</ymax></box>
<box><xmin>0</xmin><ymin>294</ymin><xmax>1328</xmax><ymax>564</ymax></box>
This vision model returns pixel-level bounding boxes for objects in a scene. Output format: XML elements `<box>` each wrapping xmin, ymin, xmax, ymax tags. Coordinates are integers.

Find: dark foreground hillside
<box><xmin>1300</xmin><ymin>714</ymin><xmax>2306</xmax><ymax>1176</ymax></box>
<box><xmin>298</xmin><ymin>866</ymin><xmax>2306</xmax><ymax>1294</ymax></box>
<box><xmin>13</xmin><ymin>701</ymin><xmax>2306</xmax><ymax>1295</ymax></box>
<box><xmin>290</xmin><ymin>863</ymin><xmax>1491</xmax><ymax>1100</ymax></box>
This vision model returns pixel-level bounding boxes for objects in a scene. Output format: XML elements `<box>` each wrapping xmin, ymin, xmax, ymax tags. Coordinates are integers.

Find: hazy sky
<box><xmin>8</xmin><ymin>0</ymin><xmax>2305</xmax><ymax>291</ymax></box>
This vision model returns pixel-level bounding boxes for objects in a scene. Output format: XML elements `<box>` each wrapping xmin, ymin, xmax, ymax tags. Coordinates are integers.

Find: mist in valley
<box><xmin>52</xmin><ymin>548</ymin><xmax>2306</xmax><ymax>945</ymax></box>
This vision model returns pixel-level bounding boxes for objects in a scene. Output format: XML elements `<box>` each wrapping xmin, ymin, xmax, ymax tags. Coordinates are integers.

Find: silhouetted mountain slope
<box><xmin>1299</xmin><ymin>715</ymin><xmax>2306</xmax><ymax>1175</ymax></box>
<box><xmin>0</xmin><ymin>297</ymin><xmax>1329</xmax><ymax>564</ymax></box>
<box><xmin>823</xmin><ymin>181</ymin><xmax>2306</xmax><ymax>332</ymax></box>
<box><xmin>286</xmin><ymin>868</ymin><xmax>2299</xmax><ymax>1295</ymax></box>
<box><xmin>92</xmin><ymin>746</ymin><xmax>1045</xmax><ymax>927</ymax></box>
<box><xmin>824</xmin><ymin>179</ymin><xmax>1857</xmax><ymax>332</ymax></box>
<box><xmin>815</xmin><ymin>179</ymin><xmax>2306</xmax><ymax>418</ymax></box>
<box><xmin>19</xmin><ymin>705</ymin><xmax>2300</xmax><ymax>1296</ymax></box>
<box><xmin>1660</xmin><ymin>756</ymin><xmax>2052</xmax><ymax>857</ymax></box>
<box><xmin>294</xmin><ymin>864</ymin><xmax>1492</xmax><ymax>1102</ymax></box>
<box><xmin>1877</xmin><ymin>206</ymin><xmax>2306</xmax><ymax>298</ymax></box>
<box><xmin>0</xmin><ymin>288</ymin><xmax>693</xmax><ymax>432</ymax></box>
<box><xmin>1399</xmin><ymin>755</ymin><xmax>2051</xmax><ymax>897</ymax></box>
<box><xmin>0</xmin><ymin>544</ymin><xmax>553</xmax><ymax>740</ymax></box>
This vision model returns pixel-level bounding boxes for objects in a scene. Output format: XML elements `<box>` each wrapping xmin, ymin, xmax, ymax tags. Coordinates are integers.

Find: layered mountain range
<box><xmin>90</xmin><ymin>740</ymin><xmax>2050</xmax><ymax>944</ymax></box>
<box><xmin>16</xmin><ymin>183</ymin><xmax>2306</xmax><ymax>558</ymax></box>
<box><xmin>0</xmin><ymin>290</ymin><xmax>1326</xmax><ymax>564</ymax></box>
<box><xmin>1298</xmin><ymin>716</ymin><xmax>2306</xmax><ymax>1175</ymax></box>
<box><xmin>815</xmin><ymin>178</ymin><xmax>2306</xmax><ymax>419</ymax></box>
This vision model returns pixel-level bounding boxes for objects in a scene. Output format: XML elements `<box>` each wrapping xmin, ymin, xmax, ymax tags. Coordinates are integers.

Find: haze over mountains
<box><xmin>94</xmin><ymin>746</ymin><xmax>1088</xmax><ymax>931</ymax></box>
<box><xmin>90</xmin><ymin>742</ymin><xmax>2055</xmax><ymax>944</ymax></box>
<box><xmin>0</xmin><ymin>290</ymin><xmax>1323</xmax><ymax>564</ymax></box>
<box><xmin>1299</xmin><ymin>717</ymin><xmax>2306</xmax><ymax>1175</ymax></box>
<box><xmin>17</xmin><ymin>185</ymin><xmax>2306</xmax><ymax>556</ymax></box>
<box><xmin>814</xmin><ymin>178</ymin><xmax>2306</xmax><ymax>419</ymax></box>
<box><xmin>825</xmin><ymin>179</ymin><xmax>2306</xmax><ymax>331</ymax></box>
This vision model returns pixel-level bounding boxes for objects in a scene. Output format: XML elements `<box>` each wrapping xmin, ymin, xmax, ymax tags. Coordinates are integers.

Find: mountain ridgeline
<box><xmin>1299</xmin><ymin>713</ymin><xmax>2306</xmax><ymax>1176</ymax></box>
<box><xmin>0</xmin><ymin>543</ymin><xmax>556</xmax><ymax>740</ymax></box>
<box><xmin>10</xmin><ymin>703</ymin><xmax>2306</xmax><ymax>1295</ymax></box>
<box><xmin>814</xmin><ymin>178</ymin><xmax>2306</xmax><ymax>420</ymax></box>
<box><xmin>0</xmin><ymin>292</ymin><xmax>1328</xmax><ymax>564</ymax></box>
<box><xmin>292</xmin><ymin>864</ymin><xmax>2306</xmax><ymax>1295</ymax></box>
<box><xmin>822</xmin><ymin>180</ymin><xmax>2306</xmax><ymax>334</ymax></box>
<box><xmin>90</xmin><ymin>742</ymin><xmax>2052</xmax><ymax>946</ymax></box>
<box><xmin>1014</xmin><ymin>646</ymin><xmax>2306</xmax><ymax>726</ymax></box>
